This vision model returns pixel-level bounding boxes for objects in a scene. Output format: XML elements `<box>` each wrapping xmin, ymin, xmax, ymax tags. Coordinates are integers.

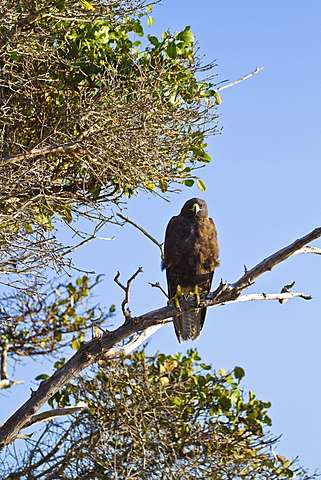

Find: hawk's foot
<box><xmin>168</xmin><ymin>285</ymin><xmax>184</xmax><ymax>308</ymax></box>
<box><xmin>189</xmin><ymin>285</ymin><xmax>207</xmax><ymax>306</ymax></box>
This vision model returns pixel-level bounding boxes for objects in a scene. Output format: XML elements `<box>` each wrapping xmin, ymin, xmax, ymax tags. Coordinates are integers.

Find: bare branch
<box><xmin>217</xmin><ymin>291</ymin><xmax>312</xmax><ymax>307</ymax></box>
<box><xmin>0</xmin><ymin>339</ymin><xmax>10</xmax><ymax>381</ymax></box>
<box><xmin>229</xmin><ymin>227</ymin><xmax>321</xmax><ymax>296</ymax></box>
<box><xmin>117</xmin><ymin>213</ymin><xmax>164</xmax><ymax>257</ymax></box>
<box><xmin>23</xmin><ymin>404</ymin><xmax>88</xmax><ymax>428</ymax></box>
<box><xmin>0</xmin><ymin>379</ymin><xmax>24</xmax><ymax>390</ymax></box>
<box><xmin>217</xmin><ymin>67</ymin><xmax>264</xmax><ymax>91</ymax></box>
<box><xmin>103</xmin><ymin>324</ymin><xmax>166</xmax><ymax>359</ymax></box>
<box><xmin>114</xmin><ymin>268</ymin><xmax>143</xmax><ymax>319</ymax></box>
<box><xmin>294</xmin><ymin>246</ymin><xmax>321</xmax><ymax>255</ymax></box>
<box><xmin>149</xmin><ymin>281</ymin><xmax>168</xmax><ymax>298</ymax></box>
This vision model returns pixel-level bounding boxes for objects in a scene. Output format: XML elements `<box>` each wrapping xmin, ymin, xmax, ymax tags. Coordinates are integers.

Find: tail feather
<box><xmin>174</xmin><ymin>309</ymin><xmax>204</xmax><ymax>342</ymax></box>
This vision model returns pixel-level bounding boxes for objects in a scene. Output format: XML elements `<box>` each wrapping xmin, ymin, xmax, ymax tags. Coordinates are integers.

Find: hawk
<box><xmin>162</xmin><ymin>198</ymin><xmax>220</xmax><ymax>342</ymax></box>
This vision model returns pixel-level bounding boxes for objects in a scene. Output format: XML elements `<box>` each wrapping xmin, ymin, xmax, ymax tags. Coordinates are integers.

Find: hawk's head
<box><xmin>180</xmin><ymin>198</ymin><xmax>208</xmax><ymax>219</ymax></box>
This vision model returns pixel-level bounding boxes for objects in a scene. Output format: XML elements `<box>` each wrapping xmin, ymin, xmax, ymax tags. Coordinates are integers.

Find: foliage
<box><xmin>0</xmin><ymin>0</ymin><xmax>220</xmax><ymax>283</ymax></box>
<box><xmin>0</xmin><ymin>275</ymin><xmax>114</xmax><ymax>360</ymax></box>
<box><xmin>2</xmin><ymin>350</ymin><xmax>315</xmax><ymax>479</ymax></box>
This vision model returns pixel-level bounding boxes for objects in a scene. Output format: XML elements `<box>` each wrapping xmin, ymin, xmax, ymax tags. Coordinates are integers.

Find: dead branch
<box><xmin>149</xmin><ymin>281</ymin><xmax>168</xmax><ymax>298</ymax></box>
<box><xmin>23</xmin><ymin>404</ymin><xmax>88</xmax><ymax>428</ymax></box>
<box><xmin>228</xmin><ymin>227</ymin><xmax>321</xmax><ymax>297</ymax></box>
<box><xmin>102</xmin><ymin>324</ymin><xmax>166</xmax><ymax>359</ymax></box>
<box><xmin>218</xmin><ymin>291</ymin><xmax>312</xmax><ymax>307</ymax></box>
<box><xmin>294</xmin><ymin>246</ymin><xmax>321</xmax><ymax>255</ymax></box>
<box><xmin>114</xmin><ymin>267</ymin><xmax>143</xmax><ymax>319</ymax></box>
<box><xmin>217</xmin><ymin>67</ymin><xmax>264</xmax><ymax>91</ymax></box>
<box><xmin>117</xmin><ymin>213</ymin><xmax>164</xmax><ymax>257</ymax></box>
<box><xmin>0</xmin><ymin>379</ymin><xmax>24</xmax><ymax>389</ymax></box>
<box><xmin>0</xmin><ymin>226</ymin><xmax>320</xmax><ymax>448</ymax></box>
<box><xmin>0</xmin><ymin>339</ymin><xmax>10</xmax><ymax>381</ymax></box>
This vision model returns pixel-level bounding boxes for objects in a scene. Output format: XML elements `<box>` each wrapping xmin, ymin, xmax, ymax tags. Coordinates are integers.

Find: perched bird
<box><xmin>162</xmin><ymin>198</ymin><xmax>220</xmax><ymax>342</ymax></box>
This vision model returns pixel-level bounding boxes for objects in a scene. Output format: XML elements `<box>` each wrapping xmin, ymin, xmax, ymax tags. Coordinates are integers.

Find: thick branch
<box><xmin>230</xmin><ymin>227</ymin><xmax>321</xmax><ymax>296</ymax></box>
<box><xmin>0</xmin><ymin>226</ymin><xmax>320</xmax><ymax>448</ymax></box>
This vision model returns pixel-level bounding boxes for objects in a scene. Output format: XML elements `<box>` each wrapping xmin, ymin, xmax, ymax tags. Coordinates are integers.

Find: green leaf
<box><xmin>166</xmin><ymin>41</ymin><xmax>177</xmax><ymax>59</ymax></box>
<box><xmin>71</xmin><ymin>339</ymin><xmax>80</xmax><ymax>350</ymax></box>
<box><xmin>24</xmin><ymin>224</ymin><xmax>33</xmax><ymax>232</ymax></box>
<box><xmin>55</xmin><ymin>0</ymin><xmax>66</xmax><ymax>10</ymax></box>
<box><xmin>132</xmin><ymin>21</ymin><xmax>144</xmax><ymax>37</ymax></box>
<box><xmin>184</xmin><ymin>179</ymin><xmax>194</xmax><ymax>187</ymax></box>
<box><xmin>147</xmin><ymin>16</ymin><xmax>154</xmax><ymax>27</ymax></box>
<box><xmin>147</xmin><ymin>35</ymin><xmax>159</xmax><ymax>46</ymax></box>
<box><xmin>76</xmin><ymin>277</ymin><xmax>83</xmax><ymax>286</ymax></box>
<box><xmin>196</xmin><ymin>179</ymin><xmax>206</xmax><ymax>192</ymax></box>
<box><xmin>35</xmin><ymin>374</ymin><xmax>50</xmax><ymax>381</ymax></box>
<box><xmin>234</xmin><ymin>366</ymin><xmax>245</xmax><ymax>380</ymax></box>
<box><xmin>214</xmin><ymin>91</ymin><xmax>222</xmax><ymax>105</ymax></box>
<box><xmin>199</xmin><ymin>152</ymin><xmax>211</xmax><ymax>163</ymax></box>
<box><xmin>79</xmin><ymin>0</ymin><xmax>95</xmax><ymax>10</ymax></box>
<box><xmin>177</xmin><ymin>27</ymin><xmax>195</xmax><ymax>45</ymax></box>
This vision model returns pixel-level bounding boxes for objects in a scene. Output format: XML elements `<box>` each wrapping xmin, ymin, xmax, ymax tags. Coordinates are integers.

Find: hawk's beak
<box><xmin>192</xmin><ymin>203</ymin><xmax>200</xmax><ymax>214</ymax></box>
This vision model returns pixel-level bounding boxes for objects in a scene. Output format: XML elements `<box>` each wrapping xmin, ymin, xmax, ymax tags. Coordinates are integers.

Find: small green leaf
<box><xmin>147</xmin><ymin>16</ymin><xmax>154</xmax><ymax>27</ymax></box>
<box><xmin>132</xmin><ymin>21</ymin><xmax>144</xmax><ymax>37</ymax></box>
<box><xmin>35</xmin><ymin>374</ymin><xmax>50</xmax><ymax>381</ymax></box>
<box><xmin>184</xmin><ymin>179</ymin><xmax>194</xmax><ymax>187</ymax></box>
<box><xmin>76</xmin><ymin>277</ymin><xmax>83</xmax><ymax>286</ymax></box>
<box><xmin>71</xmin><ymin>339</ymin><xmax>80</xmax><ymax>350</ymax></box>
<box><xmin>79</xmin><ymin>0</ymin><xmax>95</xmax><ymax>10</ymax></box>
<box><xmin>166</xmin><ymin>41</ymin><xmax>177</xmax><ymax>59</ymax></box>
<box><xmin>197</xmin><ymin>179</ymin><xmax>206</xmax><ymax>192</ymax></box>
<box><xmin>214</xmin><ymin>91</ymin><xmax>222</xmax><ymax>105</ymax></box>
<box><xmin>147</xmin><ymin>35</ymin><xmax>159</xmax><ymax>46</ymax></box>
<box><xmin>199</xmin><ymin>152</ymin><xmax>212</xmax><ymax>163</ymax></box>
<box><xmin>234</xmin><ymin>366</ymin><xmax>245</xmax><ymax>380</ymax></box>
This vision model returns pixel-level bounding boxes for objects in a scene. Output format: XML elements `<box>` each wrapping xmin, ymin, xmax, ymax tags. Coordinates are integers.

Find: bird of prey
<box><xmin>162</xmin><ymin>198</ymin><xmax>220</xmax><ymax>342</ymax></box>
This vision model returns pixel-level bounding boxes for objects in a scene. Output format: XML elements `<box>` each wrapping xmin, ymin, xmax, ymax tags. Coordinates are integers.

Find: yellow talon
<box><xmin>169</xmin><ymin>285</ymin><xmax>184</xmax><ymax>308</ymax></box>
<box><xmin>189</xmin><ymin>285</ymin><xmax>205</xmax><ymax>306</ymax></box>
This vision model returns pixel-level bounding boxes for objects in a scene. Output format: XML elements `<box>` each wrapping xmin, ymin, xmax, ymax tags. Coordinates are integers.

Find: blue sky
<box><xmin>2</xmin><ymin>0</ymin><xmax>320</xmax><ymax>473</ymax></box>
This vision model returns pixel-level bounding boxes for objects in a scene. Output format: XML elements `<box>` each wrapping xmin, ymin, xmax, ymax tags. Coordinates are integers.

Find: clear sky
<box><xmin>2</xmin><ymin>0</ymin><xmax>321</xmax><ymax>473</ymax></box>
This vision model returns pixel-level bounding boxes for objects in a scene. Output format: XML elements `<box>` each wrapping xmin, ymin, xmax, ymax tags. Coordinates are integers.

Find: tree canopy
<box><xmin>1</xmin><ymin>350</ymin><xmax>315</xmax><ymax>480</ymax></box>
<box><xmin>0</xmin><ymin>0</ymin><xmax>219</xmax><ymax>285</ymax></box>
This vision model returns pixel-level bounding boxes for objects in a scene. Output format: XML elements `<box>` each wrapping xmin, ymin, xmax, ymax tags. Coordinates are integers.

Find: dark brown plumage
<box><xmin>162</xmin><ymin>198</ymin><xmax>220</xmax><ymax>342</ymax></box>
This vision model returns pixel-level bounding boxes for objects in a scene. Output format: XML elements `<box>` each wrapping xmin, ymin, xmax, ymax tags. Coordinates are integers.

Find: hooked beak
<box><xmin>192</xmin><ymin>203</ymin><xmax>200</xmax><ymax>214</ymax></box>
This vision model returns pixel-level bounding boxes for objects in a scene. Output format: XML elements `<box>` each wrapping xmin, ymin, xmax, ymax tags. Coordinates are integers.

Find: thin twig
<box><xmin>116</xmin><ymin>213</ymin><xmax>164</xmax><ymax>256</ymax></box>
<box><xmin>114</xmin><ymin>267</ymin><xmax>143</xmax><ymax>319</ymax></box>
<box><xmin>63</xmin><ymin>234</ymin><xmax>114</xmax><ymax>257</ymax></box>
<box><xmin>0</xmin><ymin>379</ymin><xmax>25</xmax><ymax>390</ymax></box>
<box><xmin>217</xmin><ymin>67</ymin><xmax>264</xmax><ymax>91</ymax></box>
<box><xmin>149</xmin><ymin>282</ymin><xmax>168</xmax><ymax>298</ymax></box>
